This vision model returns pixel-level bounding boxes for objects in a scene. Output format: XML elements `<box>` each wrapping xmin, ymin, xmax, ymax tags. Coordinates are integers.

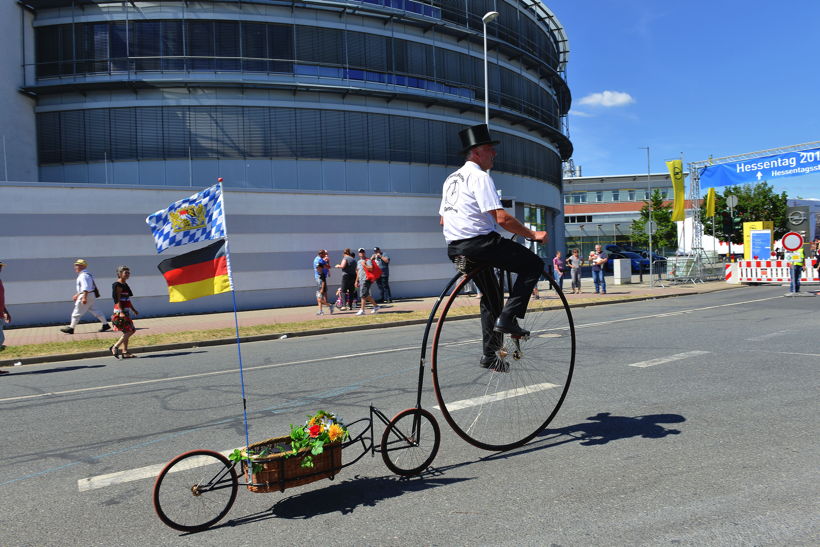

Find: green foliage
<box><xmin>286</xmin><ymin>410</ymin><xmax>349</xmax><ymax>468</ymax></box>
<box><xmin>699</xmin><ymin>182</ymin><xmax>789</xmax><ymax>244</ymax></box>
<box><xmin>630</xmin><ymin>189</ymin><xmax>678</xmax><ymax>250</ymax></box>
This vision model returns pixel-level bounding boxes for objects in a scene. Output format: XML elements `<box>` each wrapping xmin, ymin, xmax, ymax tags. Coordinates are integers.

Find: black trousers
<box><xmin>448</xmin><ymin>232</ymin><xmax>545</xmax><ymax>356</ymax></box>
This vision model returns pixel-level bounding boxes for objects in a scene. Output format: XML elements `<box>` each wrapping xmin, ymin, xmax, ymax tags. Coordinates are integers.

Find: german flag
<box><xmin>157</xmin><ymin>240</ymin><xmax>233</xmax><ymax>302</ymax></box>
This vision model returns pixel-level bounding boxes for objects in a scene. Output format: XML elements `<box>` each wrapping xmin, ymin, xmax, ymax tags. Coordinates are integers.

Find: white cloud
<box><xmin>577</xmin><ymin>90</ymin><xmax>635</xmax><ymax>108</ymax></box>
<box><xmin>569</xmin><ymin>109</ymin><xmax>594</xmax><ymax>118</ymax></box>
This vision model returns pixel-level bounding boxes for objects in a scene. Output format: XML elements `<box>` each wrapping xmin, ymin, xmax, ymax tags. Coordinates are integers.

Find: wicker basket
<box><xmin>241</xmin><ymin>435</ymin><xmax>343</xmax><ymax>493</ymax></box>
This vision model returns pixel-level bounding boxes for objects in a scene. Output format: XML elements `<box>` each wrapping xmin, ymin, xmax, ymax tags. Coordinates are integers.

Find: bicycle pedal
<box><xmin>510</xmin><ymin>334</ymin><xmax>530</xmax><ymax>341</ymax></box>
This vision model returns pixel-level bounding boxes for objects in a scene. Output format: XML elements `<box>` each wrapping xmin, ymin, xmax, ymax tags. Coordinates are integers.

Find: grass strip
<box><xmin>2</xmin><ymin>302</ymin><xmax>553</xmax><ymax>362</ymax></box>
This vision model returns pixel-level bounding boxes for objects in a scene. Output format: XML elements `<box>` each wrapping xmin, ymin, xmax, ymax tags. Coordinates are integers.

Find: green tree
<box><xmin>700</xmin><ymin>182</ymin><xmax>788</xmax><ymax>244</ymax></box>
<box><xmin>631</xmin><ymin>189</ymin><xmax>677</xmax><ymax>251</ymax></box>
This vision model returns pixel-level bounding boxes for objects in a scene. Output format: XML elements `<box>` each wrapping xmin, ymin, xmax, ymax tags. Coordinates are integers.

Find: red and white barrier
<box><xmin>734</xmin><ymin>259</ymin><xmax>820</xmax><ymax>284</ymax></box>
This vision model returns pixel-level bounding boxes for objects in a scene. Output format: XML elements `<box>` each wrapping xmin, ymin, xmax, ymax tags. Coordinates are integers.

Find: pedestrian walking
<box><xmin>355</xmin><ymin>248</ymin><xmax>380</xmax><ymax>315</ymax></box>
<box><xmin>334</xmin><ymin>248</ymin><xmax>357</xmax><ymax>310</ymax></box>
<box><xmin>313</xmin><ymin>249</ymin><xmax>333</xmax><ymax>315</ymax></box>
<box><xmin>552</xmin><ymin>250</ymin><xmax>565</xmax><ymax>292</ymax></box>
<box><xmin>60</xmin><ymin>259</ymin><xmax>110</xmax><ymax>334</ymax></box>
<box><xmin>789</xmin><ymin>246</ymin><xmax>804</xmax><ymax>294</ymax></box>
<box><xmin>373</xmin><ymin>247</ymin><xmax>393</xmax><ymax>303</ymax></box>
<box><xmin>589</xmin><ymin>245</ymin><xmax>608</xmax><ymax>294</ymax></box>
<box><xmin>439</xmin><ymin>123</ymin><xmax>546</xmax><ymax>370</ymax></box>
<box><xmin>0</xmin><ymin>260</ymin><xmax>11</xmax><ymax>359</ymax></box>
<box><xmin>567</xmin><ymin>248</ymin><xmax>583</xmax><ymax>293</ymax></box>
<box><xmin>110</xmin><ymin>266</ymin><xmax>139</xmax><ymax>359</ymax></box>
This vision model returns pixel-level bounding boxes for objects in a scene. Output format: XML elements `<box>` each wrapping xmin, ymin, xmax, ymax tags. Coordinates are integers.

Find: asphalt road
<box><xmin>1</xmin><ymin>285</ymin><xmax>817</xmax><ymax>546</ymax></box>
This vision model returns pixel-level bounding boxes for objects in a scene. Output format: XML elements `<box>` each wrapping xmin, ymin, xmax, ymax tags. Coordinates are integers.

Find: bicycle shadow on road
<box><xmin>217</xmin><ymin>474</ymin><xmax>471</xmax><ymax>528</ymax></box>
<box><xmin>482</xmin><ymin>411</ymin><xmax>685</xmax><ymax>463</ymax></box>
<box><xmin>540</xmin><ymin>411</ymin><xmax>684</xmax><ymax>447</ymax></box>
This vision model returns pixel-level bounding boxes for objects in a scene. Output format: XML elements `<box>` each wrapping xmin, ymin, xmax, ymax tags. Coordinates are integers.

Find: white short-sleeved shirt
<box><xmin>75</xmin><ymin>270</ymin><xmax>96</xmax><ymax>294</ymax></box>
<box><xmin>439</xmin><ymin>161</ymin><xmax>503</xmax><ymax>243</ymax></box>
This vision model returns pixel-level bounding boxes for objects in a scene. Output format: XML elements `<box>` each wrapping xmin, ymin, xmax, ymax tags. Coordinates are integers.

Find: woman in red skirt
<box><xmin>110</xmin><ymin>266</ymin><xmax>139</xmax><ymax>359</ymax></box>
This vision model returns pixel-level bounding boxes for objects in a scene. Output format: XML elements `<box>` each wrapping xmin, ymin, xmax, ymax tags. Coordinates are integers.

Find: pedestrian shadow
<box><xmin>3</xmin><ymin>364</ymin><xmax>106</xmax><ymax>375</ymax></box>
<box><xmin>138</xmin><ymin>350</ymin><xmax>208</xmax><ymax>359</ymax></box>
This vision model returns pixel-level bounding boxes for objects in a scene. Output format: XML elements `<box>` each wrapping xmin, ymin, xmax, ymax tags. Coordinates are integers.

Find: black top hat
<box><xmin>459</xmin><ymin>124</ymin><xmax>499</xmax><ymax>153</ymax></box>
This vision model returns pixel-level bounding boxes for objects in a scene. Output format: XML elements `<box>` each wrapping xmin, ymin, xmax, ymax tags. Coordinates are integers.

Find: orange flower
<box><xmin>327</xmin><ymin>423</ymin><xmax>344</xmax><ymax>442</ymax></box>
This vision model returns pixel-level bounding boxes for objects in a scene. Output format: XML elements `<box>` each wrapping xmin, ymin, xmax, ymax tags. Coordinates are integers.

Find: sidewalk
<box><xmin>0</xmin><ymin>276</ymin><xmax>738</xmax><ymax>366</ymax></box>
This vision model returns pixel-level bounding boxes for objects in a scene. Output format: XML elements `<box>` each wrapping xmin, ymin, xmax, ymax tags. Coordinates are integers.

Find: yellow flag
<box><xmin>666</xmin><ymin>159</ymin><xmax>686</xmax><ymax>221</ymax></box>
<box><xmin>704</xmin><ymin>188</ymin><xmax>716</xmax><ymax>218</ymax></box>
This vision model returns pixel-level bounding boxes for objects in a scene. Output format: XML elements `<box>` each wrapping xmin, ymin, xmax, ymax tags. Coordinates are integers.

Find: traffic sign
<box><xmin>726</xmin><ymin>195</ymin><xmax>738</xmax><ymax>208</ymax></box>
<box><xmin>782</xmin><ymin>231</ymin><xmax>803</xmax><ymax>251</ymax></box>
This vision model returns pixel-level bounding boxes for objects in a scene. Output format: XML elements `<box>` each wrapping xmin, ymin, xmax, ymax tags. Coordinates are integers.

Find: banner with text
<box><xmin>699</xmin><ymin>147</ymin><xmax>820</xmax><ymax>189</ymax></box>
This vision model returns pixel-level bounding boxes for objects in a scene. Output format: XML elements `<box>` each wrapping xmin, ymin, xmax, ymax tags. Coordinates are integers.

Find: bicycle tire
<box><xmin>381</xmin><ymin>408</ymin><xmax>441</xmax><ymax>476</ymax></box>
<box><xmin>431</xmin><ymin>266</ymin><xmax>575</xmax><ymax>451</ymax></box>
<box><xmin>153</xmin><ymin>449</ymin><xmax>238</xmax><ymax>532</ymax></box>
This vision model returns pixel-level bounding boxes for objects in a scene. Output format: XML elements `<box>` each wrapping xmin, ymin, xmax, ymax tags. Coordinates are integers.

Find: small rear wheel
<box><xmin>153</xmin><ymin>449</ymin><xmax>238</xmax><ymax>532</ymax></box>
<box><xmin>381</xmin><ymin>408</ymin><xmax>440</xmax><ymax>476</ymax></box>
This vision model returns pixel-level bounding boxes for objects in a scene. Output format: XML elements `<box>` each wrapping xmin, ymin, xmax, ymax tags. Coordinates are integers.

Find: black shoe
<box><xmin>60</xmin><ymin>326</ymin><xmax>74</xmax><ymax>334</ymax></box>
<box><xmin>99</xmin><ymin>324</ymin><xmax>111</xmax><ymax>332</ymax></box>
<box><xmin>493</xmin><ymin>316</ymin><xmax>530</xmax><ymax>337</ymax></box>
<box><xmin>480</xmin><ymin>354</ymin><xmax>509</xmax><ymax>372</ymax></box>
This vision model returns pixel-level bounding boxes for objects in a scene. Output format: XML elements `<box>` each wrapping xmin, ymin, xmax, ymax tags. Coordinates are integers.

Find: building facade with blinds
<box><xmin>2</xmin><ymin>0</ymin><xmax>572</xmax><ymax>325</ymax></box>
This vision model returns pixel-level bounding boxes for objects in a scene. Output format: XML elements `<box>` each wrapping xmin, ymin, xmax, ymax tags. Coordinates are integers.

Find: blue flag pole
<box><xmin>216</xmin><ymin>179</ymin><xmax>252</xmax><ymax>460</ymax></box>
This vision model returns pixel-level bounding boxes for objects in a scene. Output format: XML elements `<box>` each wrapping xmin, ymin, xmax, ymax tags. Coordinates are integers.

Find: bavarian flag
<box><xmin>146</xmin><ymin>183</ymin><xmax>226</xmax><ymax>254</ymax></box>
<box><xmin>704</xmin><ymin>187</ymin><xmax>716</xmax><ymax>218</ymax></box>
<box><xmin>157</xmin><ymin>240</ymin><xmax>233</xmax><ymax>302</ymax></box>
<box><xmin>666</xmin><ymin>159</ymin><xmax>686</xmax><ymax>222</ymax></box>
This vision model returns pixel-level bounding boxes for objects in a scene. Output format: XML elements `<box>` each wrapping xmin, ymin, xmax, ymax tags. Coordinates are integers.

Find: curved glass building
<box><xmin>5</xmin><ymin>0</ymin><xmax>572</xmax><ymax>324</ymax></box>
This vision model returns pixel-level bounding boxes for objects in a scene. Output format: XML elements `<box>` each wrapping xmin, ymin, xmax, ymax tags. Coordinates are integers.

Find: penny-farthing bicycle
<box><xmin>153</xmin><ymin>251</ymin><xmax>574</xmax><ymax>532</ymax></box>
<box><xmin>425</xmin><ymin>254</ymin><xmax>576</xmax><ymax>451</ymax></box>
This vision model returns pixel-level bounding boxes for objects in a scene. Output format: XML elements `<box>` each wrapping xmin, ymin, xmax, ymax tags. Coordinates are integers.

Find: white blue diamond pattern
<box><xmin>146</xmin><ymin>183</ymin><xmax>226</xmax><ymax>253</ymax></box>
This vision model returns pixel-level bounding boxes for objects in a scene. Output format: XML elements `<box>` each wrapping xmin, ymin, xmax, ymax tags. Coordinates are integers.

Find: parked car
<box><xmin>603</xmin><ymin>251</ymin><xmax>649</xmax><ymax>273</ymax></box>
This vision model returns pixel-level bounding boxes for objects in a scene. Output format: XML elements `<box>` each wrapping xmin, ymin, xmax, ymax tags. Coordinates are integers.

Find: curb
<box><xmin>0</xmin><ymin>284</ymin><xmax>741</xmax><ymax>367</ymax></box>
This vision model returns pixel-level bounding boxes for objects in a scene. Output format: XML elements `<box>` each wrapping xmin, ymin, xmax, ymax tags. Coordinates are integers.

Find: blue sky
<box><xmin>547</xmin><ymin>0</ymin><xmax>820</xmax><ymax>198</ymax></box>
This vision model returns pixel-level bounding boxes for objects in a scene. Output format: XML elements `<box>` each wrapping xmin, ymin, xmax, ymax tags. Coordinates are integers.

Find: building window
<box><xmin>570</xmin><ymin>193</ymin><xmax>587</xmax><ymax>203</ymax></box>
<box><xmin>628</xmin><ymin>189</ymin><xmax>636</xmax><ymax>201</ymax></box>
<box><xmin>33</xmin><ymin>20</ymin><xmax>563</xmax><ymax>132</ymax></box>
<box><xmin>612</xmin><ymin>190</ymin><xmax>620</xmax><ymax>202</ymax></box>
<box><xmin>36</xmin><ymin>106</ymin><xmax>563</xmax><ymax>185</ymax></box>
<box><xmin>595</xmin><ymin>191</ymin><xmax>603</xmax><ymax>202</ymax></box>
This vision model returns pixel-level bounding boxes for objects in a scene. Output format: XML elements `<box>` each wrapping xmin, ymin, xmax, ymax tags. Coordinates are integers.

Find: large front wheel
<box><xmin>153</xmin><ymin>449</ymin><xmax>238</xmax><ymax>532</ymax></box>
<box><xmin>431</xmin><ymin>267</ymin><xmax>575</xmax><ymax>451</ymax></box>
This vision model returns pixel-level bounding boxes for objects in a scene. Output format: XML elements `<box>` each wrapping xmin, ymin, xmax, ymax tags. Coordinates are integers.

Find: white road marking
<box><xmin>433</xmin><ymin>382</ymin><xmax>559</xmax><ymax>411</ymax></box>
<box><xmin>0</xmin><ymin>344</ymin><xmax>419</xmax><ymax>403</ymax></box>
<box><xmin>746</xmin><ymin>330</ymin><xmax>787</xmax><ymax>341</ymax></box>
<box><xmin>628</xmin><ymin>350</ymin><xmax>710</xmax><ymax>368</ymax></box>
<box><xmin>78</xmin><ymin>449</ymin><xmax>236</xmax><ymax>492</ymax></box>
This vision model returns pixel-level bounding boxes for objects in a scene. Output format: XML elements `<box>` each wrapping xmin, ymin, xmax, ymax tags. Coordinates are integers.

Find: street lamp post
<box><xmin>482</xmin><ymin>11</ymin><xmax>499</xmax><ymax>126</ymax></box>
<box><xmin>640</xmin><ymin>146</ymin><xmax>654</xmax><ymax>288</ymax></box>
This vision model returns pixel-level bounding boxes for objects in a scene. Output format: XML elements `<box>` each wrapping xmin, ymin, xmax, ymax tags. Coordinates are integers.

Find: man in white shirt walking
<box><xmin>60</xmin><ymin>259</ymin><xmax>110</xmax><ymax>334</ymax></box>
<box><xmin>439</xmin><ymin>123</ymin><xmax>547</xmax><ymax>368</ymax></box>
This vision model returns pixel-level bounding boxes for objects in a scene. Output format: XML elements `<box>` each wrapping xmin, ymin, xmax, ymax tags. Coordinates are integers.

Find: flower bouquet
<box><xmin>231</xmin><ymin>410</ymin><xmax>349</xmax><ymax>493</ymax></box>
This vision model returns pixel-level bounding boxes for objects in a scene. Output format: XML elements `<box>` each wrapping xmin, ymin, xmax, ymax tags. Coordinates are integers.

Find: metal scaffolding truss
<box><xmin>686</xmin><ymin>140</ymin><xmax>820</xmax><ymax>281</ymax></box>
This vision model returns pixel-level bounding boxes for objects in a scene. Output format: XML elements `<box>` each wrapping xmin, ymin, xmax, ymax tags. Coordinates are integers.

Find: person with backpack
<box><xmin>354</xmin><ymin>248</ymin><xmax>380</xmax><ymax>315</ymax></box>
<box><xmin>372</xmin><ymin>247</ymin><xmax>393</xmax><ymax>303</ymax></box>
